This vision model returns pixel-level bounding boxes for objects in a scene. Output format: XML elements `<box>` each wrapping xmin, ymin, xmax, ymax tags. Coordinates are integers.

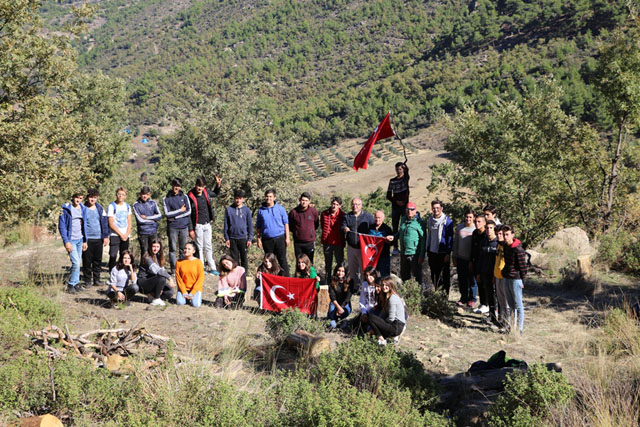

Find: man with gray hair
<box><xmin>341</xmin><ymin>198</ymin><xmax>374</xmax><ymax>292</ymax></box>
<box><xmin>369</xmin><ymin>210</ymin><xmax>394</xmax><ymax>277</ymax></box>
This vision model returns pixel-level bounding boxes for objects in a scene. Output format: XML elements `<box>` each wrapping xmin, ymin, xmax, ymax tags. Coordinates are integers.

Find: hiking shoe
<box><xmin>393</xmin><ymin>336</ymin><xmax>400</xmax><ymax>344</ymax></box>
<box><xmin>377</xmin><ymin>337</ymin><xmax>387</xmax><ymax>346</ymax></box>
<box><xmin>456</xmin><ymin>300</ymin><xmax>465</xmax><ymax>307</ymax></box>
<box><xmin>467</xmin><ymin>301</ymin><xmax>475</xmax><ymax>308</ymax></box>
<box><xmin>150</xmin><ymin>298</ymin><xmax>166</xmax><ymax>307</ymax></box>
<box><xmin>210</xmin><ymin>270</ymin><xmax>220</xmax><ymax>276</ymax></box>
<box><xmin>66</xmin><ymin>285</ymin><xmax>78</xmax><ymax>294</ymax></box>
<box><xmin>479</xmin><ymin>305</ymin><xmax>490</xmax><ymax>314</ymax></box>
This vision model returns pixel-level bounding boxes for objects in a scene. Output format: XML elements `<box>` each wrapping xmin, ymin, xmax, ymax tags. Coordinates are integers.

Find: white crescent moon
<box><xmin>270</xmin><ymin>285</ymin><xmax>286</xmax><ymax>304</ymax></box>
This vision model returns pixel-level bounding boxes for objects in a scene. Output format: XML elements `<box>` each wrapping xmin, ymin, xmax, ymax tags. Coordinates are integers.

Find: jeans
<box><xmin>262</xmin><ymin>234</ymin><xmax>289</xmax><ymax>276</ymax></box>
<box><xmin>68</xmin><ymin>239</ymin><xmax>84</xmax><ymax>286</ymax></box>
<box><xmin>194</xmin><ymin>223</ymin><xmax>216</xmax><ymax>271</ymax></box>
<box><xmin>176</xmin><ymin>291</ymin><xmax>202</xmax><ymax>308</ymax></box>
<box><xmin>138</xmin><ymin>234</ymin><xmax>157</xmax><ymax>258</ymax></box>
<box><xmin>504</xmin><ymin>278</ymin><xmax>524</xmax><ymax>332</ymax></box>
<box><xmin>108</xmin><ymin>235</ymin><xmax>129</xmax><ymax>271</ymax></box>
<box><xmin>400</xmin><ymin>254</ymin><xmax>423</xmax><ymax>284</ymax></box>
<box><xmin>347</xmin><ymin>245</ymin><xmax>363</xmax><ymax>291</ymax></box>
<box><xmin>294</xmin><ymin>240</ymin><xmax>316</xmax><ymax>263</ymax></box>
<box><xmin>82</xmin><ymin>238</ymin><xmax>104</xmax><ymax>285</ymax></box>
<box><xmin>376</xmin><ymin>255</ymin><xmax>391</xmax><ymax>277</ymax></box>
<box><xmin>229</xmin><ymin>238</ymin><xmax>248</xmax><ymax>270</ymax></box>
<box><xmin>323</xmin><ymin>244</ymin><xmax>344</xmax><ymax>284</ymax></box>
<box><xmin>168</xmin><ymin>227</ymin><xmax>189</xmax><ymax>272</ymax></box>
<box><xmin>328</xmin><ymin>302</ymin><xmax>351</xmax><ymax>328</ymax></box>
<box><xmin>456</xmin><ymin>257</ymin><xmax>474</xmax><ymax>303</ymax></box>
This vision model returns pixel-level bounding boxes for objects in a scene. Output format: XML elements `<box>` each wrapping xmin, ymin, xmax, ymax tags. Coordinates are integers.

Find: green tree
<box><xmin>152</xmin><ymin>101</ymin><xmax>300</xmax><ymax>210</ymax></box>
<box><xmin>429</xmin><ymin>81</ymin><xmax>601</xmax><ymax>245</ymax></box>
<box><xmin>0</xmin><ymin>0</ymin><xmax>128</xmax><ymax>224</ymax></box>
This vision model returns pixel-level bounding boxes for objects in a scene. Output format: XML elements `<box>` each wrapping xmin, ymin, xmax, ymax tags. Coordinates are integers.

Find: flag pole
<box><xmin>388</xmin><ymin>110</ymin><xmax>408</xmax><ymax>163</ymax></box>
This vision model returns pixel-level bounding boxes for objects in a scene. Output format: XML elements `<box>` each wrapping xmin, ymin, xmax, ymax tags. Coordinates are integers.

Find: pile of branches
<box><xmin>27</xmin><ymin>325</ymin><xmax>170</xmax><ymax>372</ymax></box>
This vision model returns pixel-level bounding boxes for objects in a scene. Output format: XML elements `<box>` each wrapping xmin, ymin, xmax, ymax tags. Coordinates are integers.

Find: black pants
<box><xmin>294</xmin><ymin>240</ymin><xmax>315</xmax><ymax>263</ymax></box>
<box><xmin>391</xmin><ymin>205</ymin><xmax>404</xmax><ymax>249</ymax></box>
<box><xmin>368</xmin><ymin>313</ymin><xmax>405</xmax><ymax>338</ymax></box>
<box><xmin>428</xmin><ymin>251</ymin><xmax>450</xmax><ymax>296</ymax></box>
<box><xmin>262</xmin><ymin>235</ymin><xmax>289</xmax><ymax>276</ymax></box>
<box><xmin>82</xmin><ymin>239</ymin><xmax>104</xmax><ymax>285</ymax></box>
<box><xmin>323</xmin><ymin>244</ymin><xmax>344</xmax><ymax>284</ymax></box>
<box><xmin>109</xmin><ymin>235</ymin><xmax>130</xmax><ymax>271</ymax></box>
<box><xmin>479</xmin><ymin>272</ymin><xmax>498</xmax><ymax>323</ymax></box>
<box><xmin>400</xmin><ymin>254</ymin><xmax>423</xmax><ymax>284</ymax></box>
<box><xmin>229</xmin><ymin>238</ymin><xmax>248</xmax><ymax>270</ymax></box>
<box><xmin>138</xmin><ymin>234</ymin><xmax>157</xmax><ymax>258</ymax></box>
<box><xmin>138</xmin><ymin>275</ymin><xmax>168</xmax><ymax>299</ymax></box>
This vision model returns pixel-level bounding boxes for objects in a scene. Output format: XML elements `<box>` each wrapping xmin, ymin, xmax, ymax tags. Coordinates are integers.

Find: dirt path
<box><xmin>2</xmin><ymin>239</ymin><xmax>638</xmax><ymax>382</ymax></box>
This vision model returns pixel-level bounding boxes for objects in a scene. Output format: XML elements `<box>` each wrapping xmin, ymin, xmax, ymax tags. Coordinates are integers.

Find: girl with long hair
<box><xmin>294</xmin><ymin>253</ymin><xmax>320</xmax><ymax>288</ymax></box>
<box><xmin>137</xmin><ymin>238</ymin><xmax>175</xmax><ymax>306</ymax></box>
<box><xmin>107</xmin><ymin>250</ymin><xmax>138</xmax><ymax>306</ymax></box>
<box><xmin>254</xmin><ymin>253</ymin><xmax>286</xmax><ymax>300</ymax></box>
<box><xmin>175</xmin><ymin>241</ymin><xmax>204</xmax><ymax>308</ymax></box>
<box><xmin>327</xmin><ymin>263</ymin><xmax>353</xmax><ymax>329</ymax></box>
<box><xmin>368</xmin><ymin>277</ymin><xmax>407</xmax><ymax>345</ymax></box>
<box><xmin>216</xmin><ymin>254</ymin><xmax>246</xmax><ymax>308</ymax></box>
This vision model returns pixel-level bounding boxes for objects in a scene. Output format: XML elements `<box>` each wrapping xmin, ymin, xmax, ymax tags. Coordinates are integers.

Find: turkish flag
<box><xmin>260</xmin><ymin>273</ymin><xmax>318</xmax><ymax>315</ymax></box>
<box><xmin>353</xmin><ymin>112</ymin><xmax>395</xmax><ymax>171</ymax></box>
<box><xmin>360</xmin><ymin>234</ymin><xmax>387</xmax><ymax>271</ymax></box>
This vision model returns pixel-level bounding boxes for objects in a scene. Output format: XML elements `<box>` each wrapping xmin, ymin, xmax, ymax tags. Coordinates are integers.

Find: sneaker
<box><xmin>210</xmin><ymin>270</ymin><xmax>220</xmax><ymax>276</ymax></box>
<box><xmin>66</xmin><ymin>285</ymin><xmax>77</xmax><ymax>294</ymax></box>
<box><xmin>93</xmin><ymin>281</ymin><xmax>103</xmax><ymax>287</ymax></box>
<box><xmin>150</xmin><ymin>298</ymin><xmax>166</xmax><ymax>307</ymax></box>
<box><xmin>377</xmin><ymin>337</ymin><xmax>387</xmax><ymax>346</ymax></box>
<box><xmin>393</xmin><ymin>336</ymin><xmax>400</xmax><ymax>344</ymax></box>
<box><xmin>456</xmin><ymin>300</ymin><xmax>465</xmax><ymax>307</ymax></box>
<box><xmin>75</xmin><ymin>284</ymin><xmax>87</xmax><ymax>292</ymax></box>
<box><xmin>479</xmin><ymin>305</ymin><xmax>490</xmax><ymax>314</ymax></box>
<box><xmin>467</xmin><ymin>301</ymin><xmax>476</xmax><ymax>308</ymax></box>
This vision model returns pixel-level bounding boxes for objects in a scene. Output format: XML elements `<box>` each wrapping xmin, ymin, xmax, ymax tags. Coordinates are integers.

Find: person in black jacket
<box><xmin>137</xmin><ymin>238</ymin><xmax>176</xmax><ymax>306</ymax></box>
<box><xmin>327</xmin><ymin>263</ymin><xmax>353</xmax><ymax>329</ymax></box>
<box><xmin>478</xmin><ymin>221</ymin><xmax>498</xmax><ymax>325</ymax></box>
<box><xmin>187</xmin><ymin>176</ymin><xmax>221</xmax><ymax>275</ymax></box>
<box><xmin>163</xmin><ymin>178</ymin><xmax>191</xmax><ymax>273</ymax></box>
<box><xmin>341</xmin><ymin>198</ymin><xmax>374</xmax><ymax>292</ymax></box>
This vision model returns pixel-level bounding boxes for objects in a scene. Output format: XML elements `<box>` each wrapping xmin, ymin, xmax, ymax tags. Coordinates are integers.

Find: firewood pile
<box><xmin>26</xmin><ymin>325</ymin><xmax>170</xmax><ymax>372</ymax></box>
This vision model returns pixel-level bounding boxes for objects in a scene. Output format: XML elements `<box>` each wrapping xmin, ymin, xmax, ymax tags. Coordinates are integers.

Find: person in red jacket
<box><xmin>320</xmin><ymin>196</ymin><xmax>345</xmax><ymax>285</ymax></box>
<box><xmin>288</xmin><ymin>192</ymin><xmax>319</xmax><ymax>263</ymax></box>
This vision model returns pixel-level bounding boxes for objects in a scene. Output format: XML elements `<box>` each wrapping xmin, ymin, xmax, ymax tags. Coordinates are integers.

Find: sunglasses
<box><xmin>407</xmin><ymin>207</ymin><xmax>416</xmax><ymax>211</ymax></box>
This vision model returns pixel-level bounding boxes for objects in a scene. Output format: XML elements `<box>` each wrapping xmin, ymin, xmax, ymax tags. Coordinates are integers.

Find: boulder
<box><xmin>539</xmin><ymin>227</ymin><xmax>596</xmax><ymax>256</ymax></box>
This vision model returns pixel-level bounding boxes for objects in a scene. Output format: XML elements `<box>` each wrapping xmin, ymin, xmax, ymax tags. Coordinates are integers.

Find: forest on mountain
<box><xmin>40</xmin><ymin>0</ymin><xmax>630</xmax><ymax>147</ymax></box>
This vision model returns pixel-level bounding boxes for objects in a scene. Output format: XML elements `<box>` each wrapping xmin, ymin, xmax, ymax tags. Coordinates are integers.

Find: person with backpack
<box><xmin>163</xmin><ymin>178</ymin><xmax>191</xmax><ymax>273</ymax></box>
<box><xmin>58</xmin><ymin>191</ymin><xmax>88</xmax><ymax>294</ymax></box>
<box><xmin>188</xmin><ymin>176</ymin><xmax>221</xmax><ymax>275</ymax></box>
<box><xmin>133</xmin><ymin>186</ymin><xmax>162</xmax><ymax>257</ymax></box>
<box><xmin>107</xmin><ymin>187</ymin><xmax>132</xmax><ymax>272</ymax></box>
<box><xmin>82</xmin><ymin>188</ymin><xmax>109</xmax><ymax>287</ymax></box>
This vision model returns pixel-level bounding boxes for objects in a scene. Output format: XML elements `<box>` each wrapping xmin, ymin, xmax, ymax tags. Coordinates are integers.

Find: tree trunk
<box><xmin>285</xmin><ymin>329</ymin><xmax>330</xmax><ymax>358</ymax></box>
<box><xmin>604</xmin><ymin>121</ymin><xmax>626</xmax><ymax>230</ymax></box>
<box><xmin>19</xmin><ymin>414</ymin><xmax>63</xmax><ymax>427</ymax></box>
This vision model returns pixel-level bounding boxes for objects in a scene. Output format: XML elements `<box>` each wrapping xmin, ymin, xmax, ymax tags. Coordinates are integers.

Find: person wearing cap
<box><xmin>223</xmin><ymin>189</ymin><xmax>253</xmax><ymax>270</ymax></box>
<box><xmin>396</xmin><ymin>202</ymin><xmax>425</xmax><ymax>284</ymax></box>
<box><xmin>133</xmin><ymin>186</ymin><xmax>162</xmax><ymax>257</ymax></box>
<box><xmin>188</xmin><ymin>176</ymin><xmax>221</xmax><ymax>275</ymax></box>
<box><xmin>288</xmin><ymin>192</ymin><xmax>319</xmax><ymax>263</ymax></box>
<box><xmin>163</xmin><ymin>178</ymin><xmax>191</xmax><ymax>272</ymax></box>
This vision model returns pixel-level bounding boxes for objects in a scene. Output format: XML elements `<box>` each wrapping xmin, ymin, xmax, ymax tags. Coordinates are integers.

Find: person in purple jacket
<box><xmin>58</xmin><ymin>191</ymin><xmax>88</xmax><ymax>294</ymax></box>
<box><xmin>288</xmin><ymin>192</ymin><xmax>319</xmax><ymax>263</ymax></box>
<box><xmin>82</xmin><ymin>188</ymin><xmax>109</xmax><ymax>287</ymax></box>
<box><xmin>133</xmin><ymin>186</ymin><xmax>162</xmax><ymax>257</ymax></box>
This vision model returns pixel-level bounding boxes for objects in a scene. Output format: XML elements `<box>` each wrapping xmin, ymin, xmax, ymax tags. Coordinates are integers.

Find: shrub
<box><xmin>597</xmin><ymin>231</ymin><xmax>640</xmax><ymax>273</ymax></box>
<box><xmin>265</xmin><ymin>308</ymin><xmax>326</xmax><ymax>343</ymax></box>
<box><xmin>398</xmin><ymin>278</ymin><xmax>423</xmax><ymax>315</ymax></box>
<box><xmin>602</xmin><ymin>308</ymin><xmax>640</xmax><ymax>358</ymax></box>
<box><xmin>420</xmin><ymin>290</ymin><xmax>456</xmax><ymax>321</ymax></box>
<box><xmin>488</xmin><ymin>364</ymin><xmax>575</xmax><ymax>426</ymax></box>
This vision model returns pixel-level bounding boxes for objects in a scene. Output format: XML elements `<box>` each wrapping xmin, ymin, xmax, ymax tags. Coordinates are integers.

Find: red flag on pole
<box><xmin>359</xmin><ymin>234</ymin><xmax>387</xmax><ymax>271</ymax></box>
<box><xmin>353</xmin><ymin>112</ymin><xmax>395</xmax><ymax>171</ymax></box>
<box><xmin>260</xmin><ymin>273</ymin><xmax>318</xmax><ymax>315</ymax></box>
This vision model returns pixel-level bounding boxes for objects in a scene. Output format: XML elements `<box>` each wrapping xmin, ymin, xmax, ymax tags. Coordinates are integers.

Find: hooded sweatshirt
<box><xmin>58</xmin><ymin>202</ymin><xmax>88</xmax><ymax>244</ymax></box>
<box><xmin>256</xmin><ymin>202</ymin><xmax>288</xmax><ymax>239</ymax></box>
<box><xmin>223</xmin><ymin>204</ymin><xmax>253</xmax><ymax>241</ymax></box>
<box><xmin>502</xmin><ymin>239</ymin><xmax>527</xmax><ymax>280</ymax></box>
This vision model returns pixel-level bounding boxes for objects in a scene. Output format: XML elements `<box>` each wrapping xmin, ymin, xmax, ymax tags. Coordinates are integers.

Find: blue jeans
<box><xmin>328</xmin><ymin>302</ymin><xmax>351</xmax><ymax>329</ymax></box>
<box><xmin>168</xmin><ymin>227</ymin><xmax>189</xmax><ymax>272</ymax></box>
<box><xmin>68</xmin><ymin>239</ymin><xmax>84</xmax><ymax>286</ymax></box>
<box><xmin>504</xmin><ymin>278</ymin><xmax>524</xmax><ymax>332</ymax></box>
<box><xmin>176</xmin><ymin>291</ymin><xmax>202</xmax><ymax>308</ymax></box>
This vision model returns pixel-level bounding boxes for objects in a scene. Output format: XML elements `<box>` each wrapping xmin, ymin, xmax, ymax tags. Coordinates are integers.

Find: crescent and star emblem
<box><xmin>364</xmin><ymin>243</ymin><xmax>378</xmax><ymax>262</ymax></box>
<box><xmin>270</xmin><ymin>285</ymin><xmax>295</xmax><ymax>304</ymax></box>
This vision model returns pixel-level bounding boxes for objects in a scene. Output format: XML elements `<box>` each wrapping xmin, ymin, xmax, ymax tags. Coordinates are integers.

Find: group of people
<box><xmin>58</xmin><ymin>161</ymin><xmax>526</xmax><ymax>334</ymax></box>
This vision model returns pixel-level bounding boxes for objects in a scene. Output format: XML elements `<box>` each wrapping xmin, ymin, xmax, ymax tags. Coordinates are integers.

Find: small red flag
<box><xmin>260</xmin><ymin>273</ymin><xmax>318</xmax><ymax>315</ymax></box>
<box><xmin>353</xmin><ymin>112</ymin><xmax>395</xmax><ymax>171</ymax></box>
<box><xmin>359</xmin><ymin>234</ymin><xmax>387</xmax><ymax>271</ymax></box>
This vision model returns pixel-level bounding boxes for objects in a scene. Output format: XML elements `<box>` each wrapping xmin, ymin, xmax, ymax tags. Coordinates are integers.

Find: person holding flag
<box><xmin>342</xmin><ymin>198</ymin><xmax>374</xmax><ymax>293</ymax></box>
<box><xmin>368</xmin><ymin>210</ymin><xmax>394</xmax><ymax>277</ymax></box>
<box><xmin>387</xmin><ymin>162</ymin><xmax>410</xmax><ymax>255</ymax></box>
<box><xmin>396</xmin><ymin>202</ymin><xmax>426</xmax><ymax>285</ymax></box>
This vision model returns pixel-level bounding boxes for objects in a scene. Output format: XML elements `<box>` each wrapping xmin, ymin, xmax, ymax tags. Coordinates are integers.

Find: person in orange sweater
<box><xmin>175</xmin><ymin>241</ymin><xmax>204</xmax><ymax>307</ymax></box>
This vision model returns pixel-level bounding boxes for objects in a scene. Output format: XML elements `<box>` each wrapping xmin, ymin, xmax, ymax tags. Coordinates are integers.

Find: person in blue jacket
<box><xmin>426</xmin><ymin>199</ymin><xmax>454</xmax><ymax>297</ymax></box>
<box><xmin>133</xmin><ymin>186</ymin><xmax>162</xmax><ymax>257</ymax></box>
<box><xmin>163</xmin><ymin>178</ymin><xmax>191</xmax><ymax>273</ymax></box>
<box><xmin>224</xmin><ymin>189</ymin><xmax>253</xmax><ymax>270</ymax></box>
<box><xmin>58</xmin><ymin>191</ymin><xmax>88</xmax><ymax>294</ymax></box>
<box><xmin>82</xmin><ymin>188</ymin><xmax>109</xmax><ymax>287</ymax></box>
<box><xmin>256</xmin><ymin>188</ymin><xmax>290</xmax><ymax>276</ymax></box>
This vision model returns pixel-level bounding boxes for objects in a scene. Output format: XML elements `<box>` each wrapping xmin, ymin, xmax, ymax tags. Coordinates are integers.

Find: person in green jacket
<box><xmin>295</xmin><ymin>253</ymin><xmax>321</xmax><ymax>290</ymax></box>
<box><xmin>396</xmin><ymin>202</ymin><xmax>425</xmax><ymax>285</ymax></box>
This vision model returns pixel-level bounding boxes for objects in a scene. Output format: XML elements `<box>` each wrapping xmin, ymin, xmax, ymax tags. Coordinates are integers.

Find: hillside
<box><xmin>40</xmin><ymin>0</ymin><xmax>630</xmax><ymax>147</ymax></box>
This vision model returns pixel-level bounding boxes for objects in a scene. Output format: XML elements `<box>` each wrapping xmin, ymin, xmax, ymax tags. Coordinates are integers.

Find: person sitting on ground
<box><xmin>327</xmin><ymin>263</ymin><xmax>353</xmax><ymax>329</ymax></box>
<box><xmin>254</xmin><ymin>252</ymin><xmax>286</xmax><ymax>300</ymax></box>
<box><xmin>367</xmin><ymin>277</ymin><xmax>407</xmax><ymax>345</ymax></box>
<box><xmin>353</xmin><ymin>266</ymin><xmax>380</xmax><ymax>334</ymax></box>
<box><xmin>137</xmin><ymin>238</ymin><xmax>175</xmax><ymax>306</ymax></box>
<box><xmin>294</xmin><ymin>253</ymin><xmax>320</xmax><ymax>289</ymax></box>
<box><xmin>216</xmin><ymin>254</ymin><xmax>246</xmax><ymax>309</ymax></box>
<box><xmin>107</xmin><ymin>250</ymin><xmax>138</xmax><ymax>306</ymax></box>
<box><xmin>175</xmin><ymin>242</ymin><xmax>204</xmax><ymax>308</ymax></box>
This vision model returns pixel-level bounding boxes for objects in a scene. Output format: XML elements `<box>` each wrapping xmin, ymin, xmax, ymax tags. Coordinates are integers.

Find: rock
<box><xmin>539</xmin><ymin>227</ymin><xmax>596</xmax><ymax>256</ymax></box>
<box><xmin>526</xmin><ymin>249</ymin><xmax>549</xmax><ymax>267</ymax></box>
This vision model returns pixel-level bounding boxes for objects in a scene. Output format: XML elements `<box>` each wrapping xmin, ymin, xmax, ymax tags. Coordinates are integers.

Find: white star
<box><xmin>287</xmin><ymin>292</ymin><xmax>295</xmax><ymax>300</ymax></box>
